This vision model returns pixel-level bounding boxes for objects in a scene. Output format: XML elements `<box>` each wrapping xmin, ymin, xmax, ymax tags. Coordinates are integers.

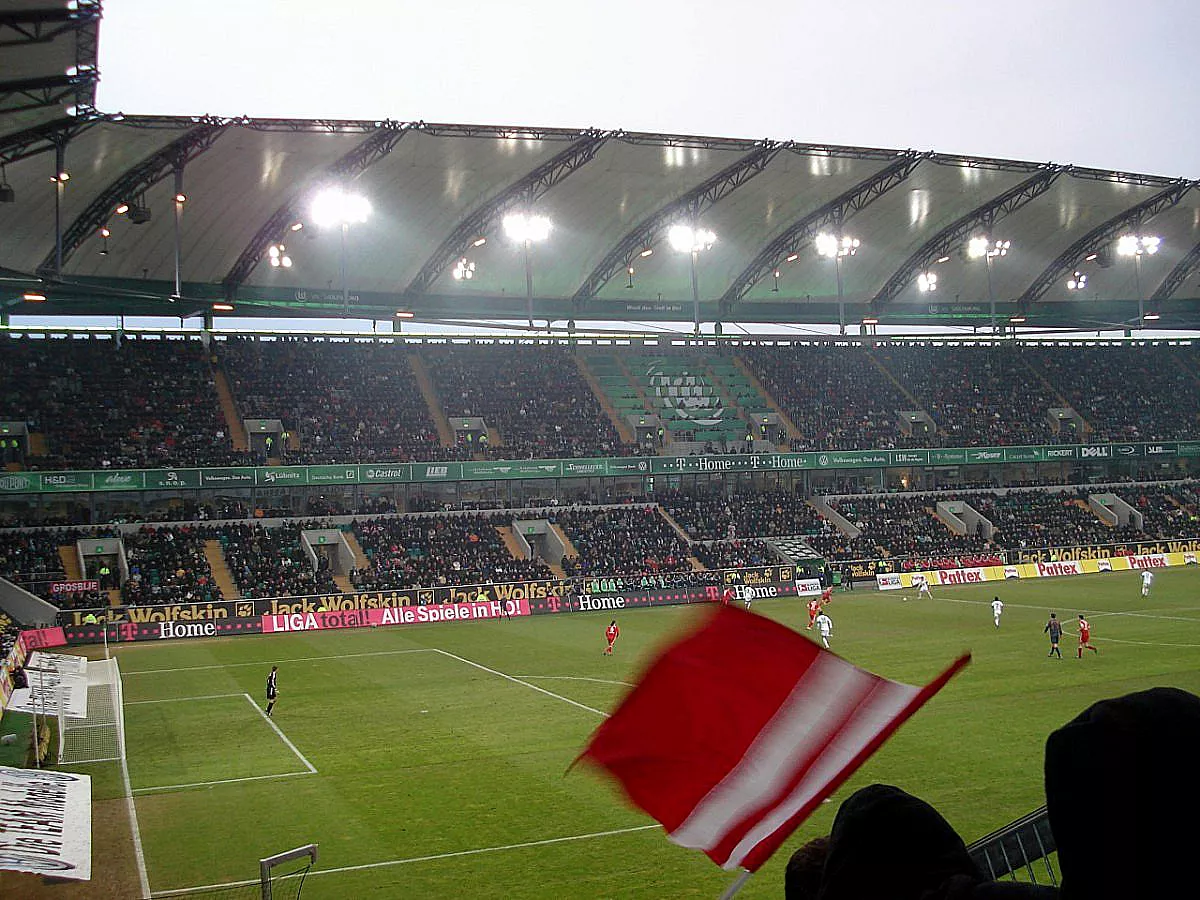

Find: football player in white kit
<box><xmin>1141</xmin><ymin>569</ymin><xmax>1154</xmax><ymax>598</ymax></box>
<box><xmin>991</xmin><ymin>596</ymin><xmax>1004</xmax><ymax>628</ymax></box>
<box><xmin>814</xmin><ymin>612</ymin><xmax>833</xmax><ymax>649</ymax></box>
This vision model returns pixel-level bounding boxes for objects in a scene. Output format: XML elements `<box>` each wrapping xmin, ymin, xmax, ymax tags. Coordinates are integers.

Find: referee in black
<box><xmin>265</xmin><ymin>665</ymin><xmax>279</xmax><ymax>717</ymax></box>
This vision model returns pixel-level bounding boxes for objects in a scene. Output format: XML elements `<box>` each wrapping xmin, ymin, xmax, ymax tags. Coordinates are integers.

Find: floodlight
<box><xmin>936</xmin><ymin>256</ymin><xmax>951</xmax><ymax>264</ymax></box>
<box><xmin>1117</xmin><ymin>235</ymin><xmax>1139</xmax><ymax>256</ymax></box>
<box><xmin>267</xmin><ymin>243</ymin><xmax>292</xmax><ymax>268</ymax></box>
<box><xmin>1067</xmin><ymin>271</ymin><xmax>1088</xmax><ymax>291</ymax></box>
<box><xmin>472</xmin><ymin>236</ymin><xmax>487</xmax><ymax>247</ymax></box>
<box><xmin>115</xmin><ymin>203</ymin><xmax>129</xmax><ymax>215</ymax></box>
<box><xmin>503</xmin><ymin>213</ymin><xmax>551</xmax><ymax>243</ymax></box>
<box><xmin>668</xmin><ymin>224</ymin><xmax>716</xmax><ymax>254</ymax></box>
<box><xmin>861</xmin><ymin>317</ymin><xmax>880</xmax><ymax>325</ymax></box>
<box><xmin>967</xmin><ymin>236</ymin><xmax>989</xmax><ymax>259</ymax></box>
<box><xmin>785</xmin><ymin>253</ymin><xmax>799</xmax><ymax>262</ymax></box>
<box><xmin>815</xmin><ymin>233</ymin><xmax>859</xmax><ymax>258</ymax></box>
<box><xmin>394</xmin><ymin>310</ymin><xmax>415</xmax><ymax>318</ymax></box>
<box><xmin>1009</xmin><ymin>315</ymin><xmax>1027</xmax><ymax>323</ymax></box>
<box><xmin>23</xmin><ymin>292</ymin><xmax>47</xmax><ymax>303</ymax></box>
<box><xmin>452</xmin><ymin>257</ymin><xmax>476</xmax><ymax>281</ymax></box>
<box><xmin>639</xmin><ymin>247</ymin><xmax>654</xmax><ymax>258</ymax></box>
<box><xmin>310</xmin><ymin>186</ymin><xmax>371</xmax><ymax>227</ymax></box>
<box><xmin>1143</xmin><ymin>312</ymin><xmax>1161</xmax><ymax>321</ymax></box>
<box><xmin>290</xmin><ymin>222</ymin><xmax>304</xmax><ymax>232</ymax></box>
<box><xmin>174</xmin><ymin>193</ymin><xmax>187</xmax><ymax>204</ymax></box>
<box><xmin>917</xmin><ymin>272</ymin><xmax>938</xmax><ymax>292</ymax></box>
<box><xmin>100</xmin><ymin>227</ymin><xmax>110</xmax><ymax>238</ymax></box>
<box><xmin>212</xmin><ymin>302</ymin><xmax>235</xmax><ymax>312</ymax></box>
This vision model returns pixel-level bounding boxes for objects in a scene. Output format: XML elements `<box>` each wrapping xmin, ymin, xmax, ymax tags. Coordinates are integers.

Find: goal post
<box><xmin>260</xmin><ymin>844</ymin><xmax>318</xmax><ymax>900</ymax></box>
<box><xmin>58</xmin><ymin>656</ymin><xmax>124</xmax><ymax>765</ymax></box>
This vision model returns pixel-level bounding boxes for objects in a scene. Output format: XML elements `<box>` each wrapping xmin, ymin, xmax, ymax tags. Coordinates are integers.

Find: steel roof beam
<box><xmin>1019</xmin><ymin>179</ymin><xmax>1195</xmax><ymax>306</ymax></box>
<box><xmin>573</xmin><ymin>141</ymin><xmax>784</xmax><ymax>304</ymax></box>
<box><xmin>222</xmin><ymin>125</ymin><xmax>409</xmax><ymax>296</ymax></box>
<box><xmin>0</xmin><ymin>7</ymin><xmax>100</xmax><ymax>47</ymax></box>
<box><xmin>0</xmin><ymin>116</ymin><xmax>94</xmax><ymax>165</ymax></box>
<box><xmin>1151</xmin><ymin>240</ymin><xmax>1200</xmax><ymax>303</ymax></box>
<box><xmin>0</xmin><ymin>75</ymin><xmax>92</xmax><ymax>116</ymax></box>
<box><xmin>405</xmin><ymin>131</ymin><xmax>609</xmax><ymax>298</ymax></box>
<box><xmin>722</xmin><ymin>152</ymin><xmax>925</xmax><ymax>306</ymax></box>
<box><xmin>872</xmin><ymin>165</ymin><xmax>1064</xmax><ymax>307</ymax></box>
<box><xmin>36</xmin><ymin>123</ymin><xmax>226</xmax><ymax>276</ymax></box>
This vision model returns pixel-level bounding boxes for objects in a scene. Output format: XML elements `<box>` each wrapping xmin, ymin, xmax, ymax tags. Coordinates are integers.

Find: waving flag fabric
<box><xmin>578</xmin><ymin>604</ymin><xmax>969</xmax><ymax>872</ymax></box>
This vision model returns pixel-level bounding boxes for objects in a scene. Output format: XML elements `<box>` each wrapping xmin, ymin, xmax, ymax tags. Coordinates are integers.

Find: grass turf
<box><xmin>47</xmin><ymin>568</ymin><xmax>1200</xmax><ymax>898</ymax></box>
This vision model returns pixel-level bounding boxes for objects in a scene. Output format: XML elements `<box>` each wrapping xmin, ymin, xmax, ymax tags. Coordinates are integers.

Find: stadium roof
<box><xmin>3</xmin><ymin>3</ymin><xmax>1200</xmax><ymax>331</ymax></box>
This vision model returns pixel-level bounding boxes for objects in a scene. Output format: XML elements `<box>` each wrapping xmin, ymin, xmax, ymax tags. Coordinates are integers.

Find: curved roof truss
<box><xmin>0</xmin><ymin>116</ymin><xmax>93</xmax><ymax>166</ymax></box>
<box><xmin>404</xmin><ymin>130</ymin><xmax>610</xmax><ymax>297</ymax></box>
<box><xmin>222</xmin><ymin>123</ymin><xmax>409</xmax><ymax>295</ymax></box>
<box><xmin>722</xmin><ymin>151</ymin><xmax>925</xmax><ymax>306</ymax></box>
<box><xmin>571</xmin><ymin>141</ymin><xmax>784</xmax><ymax>304</ymax></box>
<box><xmin>872</xmin><ymin>165</ymin><xmax>1064</xmax><ymax>307</ymax></box>
<box><xmin>1019</xmin><ymin>179</ymin><xmax>1194</xmax><ymax>306</ymax></box>
<box><xmin>1151</xmin><ymin>239</ymin><xmax>1200</xmax><ymax>302</ymax></box>
<box><xmin>39</xmin><ymin>122</ymin><xmax>226</xmax><ymax>276</ymax></box>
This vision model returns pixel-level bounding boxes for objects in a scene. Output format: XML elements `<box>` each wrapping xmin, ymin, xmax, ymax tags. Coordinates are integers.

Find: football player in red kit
<box><xmin>604</xmin><ymin>620</ymin><xmax>620</xmax><ymax>656</ymax></box>
<box><xmin>1077</xmin><ymin>614</ymin><xmax>1099</xmax><ymax>657</ymax></box>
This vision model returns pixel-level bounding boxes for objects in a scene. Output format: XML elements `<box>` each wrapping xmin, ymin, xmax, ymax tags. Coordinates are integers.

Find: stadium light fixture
<box><xmin>785</xmin><ymin>252</ymin><xmax>799</xmax><ymax>263</ymax></box>
<box><xmin>639</xmin><ymin>246</ymin><xmax>654</xmax><ymax>258</ymax></box>
<box><xmin>1066</xmin><ymin>271</ymin><xmax>1088</xmax><ymax>291</ymax></box>
<box><xmin>504</xmin><ymin>212</ymin><xmax>552</xmax><ymax>328</ymax></box>
<box><xmin>471</xmin><ymin>235</ymin><xmax>487</xmax><ymax>248</ymax></box>
<box><xmin>211</xmin><ymin>302</ymin><xmax>235</xmax><ymax>312</ymax></box>
<box><xmin>669</xmin><ymin>224</ymin><xmax>717</xmax><ymax>334</ymax></box>
<box><xmin>1009</xmin><ymin>315</ymin><xmax>1026</xmax><ymax>324</ymax></box>
<box><xmin>290</xmin><ymin>221</ymin><xmax>304</xmax><ymax>232</ymax></box>
<box><xmin>99</xmin><ymin>226</ymin><xmax>110</xmax><ymax>256</ymax></box>
<box><xmin>310</xmin><ymin>186</ymin><xmax>370</xmax><ymax>228</ymax></box>
<box><xmin>861</xmin><ymin>316</ymin><xmax>880</xmax><ymax>325</ymax></box>
<box><xmin>935</xmin><ymin>256</ymin><xmax>951</xmax><ymax>264</ymax></box>
<box><xmin>815</xmin><ymin>233</ymin><xmax>859</xmax><ymax>259</ymax></box>
<box><xmin>394</xmin><ymin>310</ymin><xmax>415</xmax><ymax>318</ymax></box>
<box><xmin>22</xmin><ymin>292</ymin><xmax>47</xmax><ymax>303</ymax></box>
<box><xmin>452</xmin><ymin>257</ymin><xmax>476</xmax><ymax>281</ymax></box>
<box><xmin>1118</xmin><ymin>234</ymin><xmax>1162</xmax><ymax>325</ymax></box>
<box><xmin>967</xmin><ymin>237</ymin><xmax>1011</xmax><ymax>332</ymax></box>
<box><xmin>1143</xmin><ymin>312</ymin><xmax>1161</xmax><ymax>321</ymax></box>
<box><xmin>115</xmin><ymin>203</ymin><xmax>129</xmax><ymax>215</ymax></box>
<box><xmin>174</xmin><ymin>192</ymin><xmax>187</xmax><ymax>204</ymax></box>
<box><xmin>503</xmin><ymin>212</ymin><xmax>552</xmax><ymax>244</ymax></box>
<box><xmin>1117</xmin><ymin>234</ymin><xmax>1160</xmax><ymax>257</ymax></box>
<box><xmin>917</xmin><ymin>271</ymin><xmax>938</xmax><ymax>293</ymax></box>
<box><xmin>815</xmin><ymin>233</ymin><xmax>859</xmax><ymax>334</ymax></box>
<box><xmin>267</xmin><ymin>244</ymin><xmax>292</xmax><ymax>268</ymax></box>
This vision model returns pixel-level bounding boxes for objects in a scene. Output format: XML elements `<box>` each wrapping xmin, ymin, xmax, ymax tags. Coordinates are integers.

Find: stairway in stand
<box><xmin>342</xmin><ymin>530</ymin><xmax>370</xmax><ymax>570</ymax></box>
<box><xmin>203</xmin><ymin>539</ymin><xmax>240</xmax><ymax>600</ymax></box>
<box><xmin>332</xmin><ymin>575</ymin><xmax>353</xmax><ymax>593</ymax></box>
<box><xmin>576</xmin><ymin>356</ymin><xmax>635</xmax><ymax>443</ymax></box>
<box><xmin>733</xmin><ymin>355</ymin><xmax>801</xmax><ymax>448</ymax></box>
<box><xmin>58</xmin><ymin>545</ymin><xmax>83</xmax><ymax>581</ymax></box>
<box><xmin>212</xmin><ymin>367</ymin><xmax>249</xmax><ymax>451</ymax></box>
<box><xmin>408</xmin><ymin>353</ymin><xmax>456</xmax><ymax>447</ymax></box>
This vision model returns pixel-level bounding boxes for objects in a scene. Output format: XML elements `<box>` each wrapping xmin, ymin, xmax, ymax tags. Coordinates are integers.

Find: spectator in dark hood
<box><xmin>816</xmin><ymin>784</ymin><xmax>1056</xmax><ymax>900</ymax></box>
<box><xmin>1044</xmin><ymin>686</ymin><xmax>1200</xmax><ymax>899</ymax></box>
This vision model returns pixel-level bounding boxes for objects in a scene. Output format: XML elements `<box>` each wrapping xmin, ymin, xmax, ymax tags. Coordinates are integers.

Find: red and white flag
<box><xmin>577</xmin><ymin>604</ymin><xmax>969</xmax><ymax>872</ymax></box>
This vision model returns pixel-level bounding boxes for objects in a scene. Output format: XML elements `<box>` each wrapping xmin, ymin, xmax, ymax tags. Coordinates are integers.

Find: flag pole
<box><xmin>718</xmin><ymin>870</ymin><xmax>752</xmax><ymax>899</ymax></box>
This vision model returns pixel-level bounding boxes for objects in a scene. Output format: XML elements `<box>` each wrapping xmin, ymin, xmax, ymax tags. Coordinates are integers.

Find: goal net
<box><xmin>58</xmin><ymin>656</ymin><xmax>125</xmax><ymax>765</ymax></box>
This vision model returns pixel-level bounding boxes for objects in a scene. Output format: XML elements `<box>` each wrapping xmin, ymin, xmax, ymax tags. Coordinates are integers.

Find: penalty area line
<box><xmin>133</xmin><ymin>770</ymin><xmax>313</xmax><ymax>795</ymax></box>
<box><xmin>434</xmin><ymin>648</ymin><xmax>608</xmax><ymax>717</ymax></box>
<box><xmin>512</xmin><ymin>674</ymin><xmax>635</xmax><ymax>688</ymax></box>
<box><xmin>244</xmin><ymin>693</ymin><xmax>318</xmax><ymax>773</ymax></box>
<box><xmin>149</xmin><ymin>824</ymin><xmax>661</xmax><ymax>897</ymax></box>
<box><xmin>121</xmin><ymin>647</ymin><xmax>437</xmax><ymax>676</ymax></box>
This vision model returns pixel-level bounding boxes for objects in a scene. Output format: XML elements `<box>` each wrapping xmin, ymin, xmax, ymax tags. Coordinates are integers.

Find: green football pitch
<box><xmin>61</xmin><ymin>569</ymin><xmax>1200</xmax><ymax>898</ymax></box>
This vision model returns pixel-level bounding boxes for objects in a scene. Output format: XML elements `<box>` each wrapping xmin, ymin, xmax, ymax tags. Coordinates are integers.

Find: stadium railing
<box><xmin>967</xmin><ymin>806</ymin><xmax>1058</xmax><ymax>886</ymax></box>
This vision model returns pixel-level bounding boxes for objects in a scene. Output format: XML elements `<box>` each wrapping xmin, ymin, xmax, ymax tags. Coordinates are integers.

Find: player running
<box><xmin>807</xmin><ymin>588</ymin><xmax>831</xmax><ymax>629</ymax></box>
<box><xmin>916</xmin><ymin>578</ymin><xmax>932</xmax><ymax>600</ymax></box>
<box><xmin>991</xmin><ymin>596</ymin><xmax>1004</xmax><ymax>629</ymax></box>
<box><xmin>603</xmin><ymin>620</ymin><xmax>620</xmax><ymax>656</ymax></box>
<box><xmin>1044</xmin><ymin>613</ymin><xmax>1063</xmax><ymax>659</ymax></box>
<box><xmin>721</xmin><ymin>587</ymin><xmax>735</xmax><ymax>607</ymax></box>
<box><xmin>1141</xmin><ymin>569</ymin><xmax>1154</xmax><ymax>598</ymax></box>
<box><xmin>814</xmin><ymin>611</ymin><xmax>833</xmax><ymax>649</ymax></box>
<box><xmin>1077</xmin><ymin>614</ymin><xmax>1099</xmax><ymax>657</ymax></box>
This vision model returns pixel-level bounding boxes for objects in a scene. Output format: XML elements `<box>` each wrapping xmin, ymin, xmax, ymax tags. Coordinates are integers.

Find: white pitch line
<box><xmin>127</xmin><ymin>693</ymin><xmax>246</xmax><ymax>705</ymax></box>
<box><xmin>149</xmin><ymin>824</ymin><xmax>660</xmax><ymax>897</ymax></box>
<box><xmin>134</xmin><ymin>770</ymin><xmax>314</xmax><ymax>795</ymax></box>
<box><xmin>512</xmin><ymin>674</ymin><xmax>635</xmax><ymax>687</ymax></box>
<box><xmin>434</xmin><ymin>649</ymin><xmax>608</xmax><ymax>717</ymax></box>
<box><xmin>120</xmin><ymin>750</ymin><xmax>151</xmax><ymax>898</ymax></box>
<box><xmin>121</xmin><ymin>647</ymin><xmax>436</xmax><ymax>676</ymax></box>
<box><xmin>243</xmin><ymin>693</ymin><xmax>318</xmax><ymax>773</ymax></box>
<box><xmin>933</xmin><ymin>594</ymin><xmax>1200</xmax><ymax>623</ymax></box>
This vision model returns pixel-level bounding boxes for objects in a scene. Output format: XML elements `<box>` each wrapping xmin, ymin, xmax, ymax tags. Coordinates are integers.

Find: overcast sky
<box><xmin>96</xmin><ymin>0</ymin><xmax>1200</xmax><ymax>179</ymax></box>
